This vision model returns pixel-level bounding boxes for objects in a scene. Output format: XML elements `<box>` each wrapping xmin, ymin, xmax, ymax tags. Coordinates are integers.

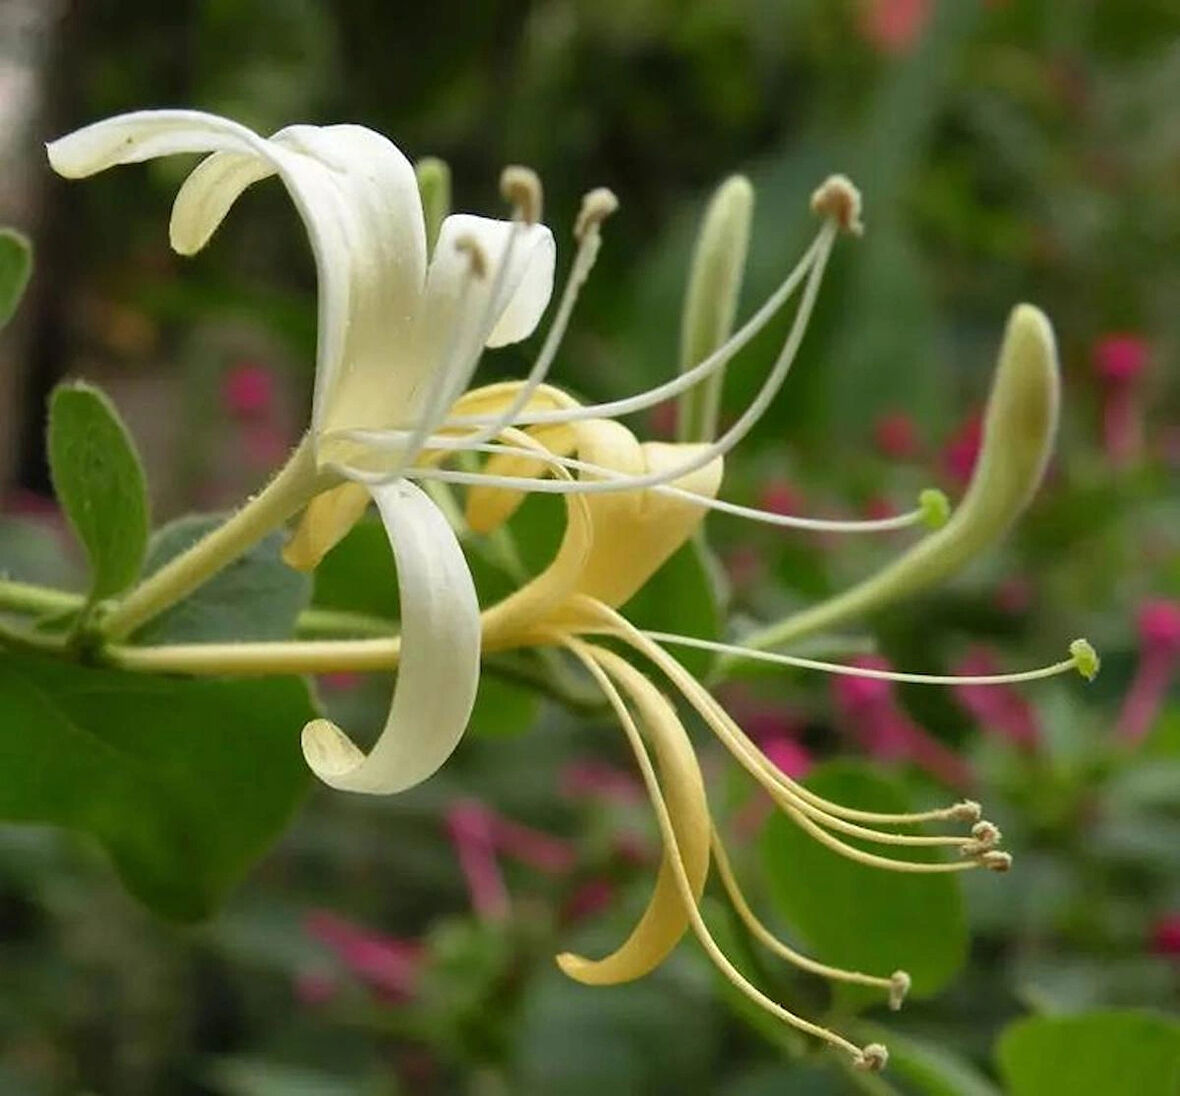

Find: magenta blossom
<box><xmin>1116</xmin><ymin>600</ymin><xmax>1180</xmax><ymax>745</ymax></box>
<box><xmin>832</xmin><ymin>655</ymin><xmax>975</xmax><ymax>790</ymax></box>
<box><xmin>221</xmin><ymin>360</ymin><xmax>276</xmax><ymax>419</ymax></box>
<box><xmin>858</xmin><ymin>0</ymin><xmax>933</xmax><ymax>55</ymax></box>
<box><xmin>952</xmin><ymin>647</ymin><xmax>1040</xmax><ymax>751</ymax></box>
<box><xmin>873</xmin><ymin>412</ymin><xmax>921</xmax><ymax>461</ymax></box>
<box><xmin>940</xmin><ymin>413</ymin><xmax>983</xmax><ymax>487</ymax></box>
<box><xmin>1151</xmin><ymin>913</ymin><xmax>1180</xmax><ymax>957</ymax></box>
<box><xmin>305</xmin><ymin>910</ymin><xmax>422</xmax><ymax>1002</ymax></box>
<box><xmin>1094</xmin><ymin>334</ymin><xmax>1149</xmax><ymax>468</ymax></box>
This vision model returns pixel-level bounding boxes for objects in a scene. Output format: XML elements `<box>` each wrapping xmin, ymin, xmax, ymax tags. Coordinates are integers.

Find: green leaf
<box><xmin>47</xmin><ymin>382</ymin><xmax>150</xmax><ymax>602</ymax></box>
<box><xmin>135</xmin><ymin>514</ymin><xmax>311</xmax><ymax>643</ymax></box>
<box><xmin>760</xmin><ymin>761</ymin><xmax>967</xmax><ymax>1009</ymax></box>
<box><xmin>0</xmin><ymin>228</ymin><xmax>31</xmax><ymax>329</ymax></box>
<box><xmin>0</xmin><ymin>650</ymin><xmax>313</xmax><ymax>920</ymax></box>
<box><xmin>997</xmin><ymin>1011</ymin><xmax>1180</xmax><ymax>1096</ymax></box>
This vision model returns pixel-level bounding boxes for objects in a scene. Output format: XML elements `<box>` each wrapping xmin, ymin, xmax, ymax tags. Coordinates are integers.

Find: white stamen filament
<box><xmin>356</xmin><ymin>221</ymin><xmax>835</xmax><ymax>498</ymax></box>
<box><xmin>454</xmin><ymin>190</ymin><xmax>616</xmax><ymax>453</ymax></box>
<box><xmin>641</xmin><ymin>631</ymin><xmax>1089</xmax><ymax>686</ymax></box>
<box><xmin>442</xmin><ymin>224</ymin><xmax>831</xmax><ymax>430</ymax></box>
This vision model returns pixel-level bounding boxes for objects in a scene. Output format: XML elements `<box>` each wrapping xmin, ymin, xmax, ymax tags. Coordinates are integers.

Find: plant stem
<box><xmin>106</xmin><ymin>635</ymin><xmax>401</xmax><ymax>676</ymax></box>
<box><xmin>0</xmin><ymin>579</ymin><xmax>83</xmax><ymax>618</ymax></box>
<box><xmin>100</xmin><ymin>436</ymin><xmax>326</xmax><ymax>642</ymax></box>
<box><xmin>296</xmin><ymin>607</ymin><xmax>397</xmax><ymax>638</ymax></box>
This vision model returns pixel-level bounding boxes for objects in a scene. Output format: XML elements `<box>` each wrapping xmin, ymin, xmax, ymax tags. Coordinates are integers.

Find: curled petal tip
<box><xmin>301</xmin><ymin>718</ymin><xmax>366</xmax><ymax>781</ymax></box>
<box><xmin>1070</xmin><ymin>638</ymin><xmax>1100</xmax><ymax>681</ymax></box>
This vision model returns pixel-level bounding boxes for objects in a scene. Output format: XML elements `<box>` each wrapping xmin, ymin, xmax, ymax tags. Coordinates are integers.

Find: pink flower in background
<box><xmin>1116</xmin><ymin>600</ymin><xmax>1180</xmax><ymax>745</ymax></box>
<box><xmin>832</xmin><ymin>655</ymin><xmax>975</xmax><ymax>790</ymax></box>
<box><xmin>319</xmin><ymin>671</ymin><xmax>363</xmax><ymax>692</ymax></box>
<box><xmin>563</xmin><ymin>878</ymin><xmax>616</xmax><ymax>926</ymax></box>
<box><xmin>941</xmin><ymin>413</ymin><xmax>983</xmax><ymax>487</ymax></box>
<box><xmin>445</xmin><ymin>798</ymin><xmax>576</xmax><ymax>920</ymax></box>
<box><xmin>873</xmin><ymin>411</ymin><xmax>921</xmax><ymax>460</ymax></box>
<box><xmin>304</xmin><ymin>911</ymin><xmax>422</xmax><ymax>1002</ymax></box>
<box><xmin>995</xmin><ymin>577</ymin><xmax>1034</xmax><ymax>617</ymax></box>
<box><xmin>758</xmin><ymin>478</ymin><xmax>806</xmax><ymax>517</ymax></box>
<box><xmin>863</xmin><ymin>495</ymin><xmax>898</xmax><ymax>523</ymax></box>
<box><xmin>858</xmin><ymin>0</ymin><xmax>933</xmax><ymax>54</ymax></box>
<box><xmin>952</xmin><ymin>647</ymin><xmax>1040</xmax><ymax>751</ymax></box>
<box><xmin>761</xmin><ymin>734</ymin><xmax>813</xmax><ymax>780</ymax></box>
<box><xmin>723</xmin><ymin>544</ymin><xmax>764</xmax><ymax>590</ymax></box>
<box><xmin>294</xmin><ymin>970</ymin><xmax>339</xmax><ymax>1007</ymax></box>
<box><xmin>1094</xmin><ymin>334</ymin><xmax>1149</xmax><ymax>468</ymax></box>
<box><xmin>719</xmin><ymin>684</ymin><xmax>808</xmax><ymax>744</ymax></box>
<box><xmin>1151</xmin><ymin>913</ymin><xmax>1180</xmax><ymax>957</ymax></box>
<box><xmin>446</xmin><ymin>799</ymin><xmax>511</xmax><ymax>921</ymax></box>
<box><xmin>561</xmin><ymin>760</ymin><xmax>644</xmax><ymax>804</ymax></box>
<box><xmin>221</xmin><ymin>360</ymin><xmax>276</xmax><ymax>419</ymax></box>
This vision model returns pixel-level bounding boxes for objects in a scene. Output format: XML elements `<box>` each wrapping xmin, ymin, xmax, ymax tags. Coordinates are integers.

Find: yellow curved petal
<box><xmin>283</xmin><ymin>481</ymin><xmax>372</xmax><ymax>572</ymax></box>
<box><xmin>559</xmin><ymin>642</ymin><xmax>710</xmax><ymax>984</ymax></box>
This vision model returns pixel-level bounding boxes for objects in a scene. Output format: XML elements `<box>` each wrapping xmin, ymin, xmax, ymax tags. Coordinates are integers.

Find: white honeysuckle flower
<box><xmin>47</xmin><ymin>109</ymin><xmax>556</xmax><ymax>795</ymax></box>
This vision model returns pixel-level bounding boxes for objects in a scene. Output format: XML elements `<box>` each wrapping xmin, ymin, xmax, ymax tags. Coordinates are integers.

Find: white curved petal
<box><xmin>430</xmin><ymin>214</ymin><xmax>556</xmax><ymax>350</ymax></box>
<box><xmin>300</xmin><ymin>480</ymin><xmax>480</xmax><ymax>795</ymax></box>
<box><xmin>48</xmin><ymin>110</ymin><xmax>429</xmax><ymax>441</ymax></box>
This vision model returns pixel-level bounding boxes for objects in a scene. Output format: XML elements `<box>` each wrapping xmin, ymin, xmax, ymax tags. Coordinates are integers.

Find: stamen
<box><xmin>711</xmin><ymin>827</ymin><xmax>906</xmax><ymax>1001</ymax></box>
<box><xmin>1071</xmin><ymin>638</ymin><xmax>1100</xmax><ymax>681</ymax></box>
<box><xmin>500</xmin><ymin>164</ymin><xmax>543</xmax><ymax>225</ymax></box>
<box><xmin>573</xmin><ymin>601</ymin><xmax>1002</xmax><ymax>861</ymax></box>
<box><xmin>449</xmin><ymin>186</ymin><xmax>618</xmax><ymax>454</ymax></box>
<box><xmin>442</xmin><ymin>226</ymin><xmax>828</xmax><ymax>429</ymax></box>
<box><xmin>574</xmin><ymin>187</ymin><xmax>620</xmax><ymax>242</ymax></box>
<box><xmin>564</xmin><ymin>637</ymin><xmax>881</xmax><ymax>1067</ymax></box>
<box><xmin>853</xmin><ymin>1044</ymin><xmax>889</xmax><ymax>1073</ymax></box>
<box><xmin>402</xmin><ymin>221</ymin><xmax>838</xmax><ymax>498</ymax></box>
<box><xmin>403</xmin><ymin>434</ymin><xmax>939</xmax><ymax>533</ymax></box>
<box><xmin>980</xmin><ymin>850</ymin><xmax>1012</xmax><ymax>872</ymax></box>
<box><xmin>454</xmin><ymin>233</ymin><xmax>490</xmax><ymax>279</ymax></box>
<box><xmin>640</xmin><ymin>631</ymin><xmax>1093</xmax><ymax>687</ymax></box>
<box><xmin>920</xmin><ymin>488</ymin><xmax>951</xmax><ymax>529</ymax></box>
<box><xmin>810</xmin><ymin>174</ymin><xmax>864</xmax><ymax>236</ymax></box>
<box><xmin>889</xmin><ymin>970</ymin><xmax>911</xmax><ymax>1011</ymax></box>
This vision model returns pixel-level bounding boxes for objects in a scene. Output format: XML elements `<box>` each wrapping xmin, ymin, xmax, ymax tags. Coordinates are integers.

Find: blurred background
<box><xmin>1</xmin><ymin>0</ymin><xmax>1179</xmax><ymax>1093</ymax></box>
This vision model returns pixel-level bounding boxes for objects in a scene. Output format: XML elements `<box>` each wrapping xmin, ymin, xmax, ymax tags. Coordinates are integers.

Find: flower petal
<box><xmin>558</xmin><ymin>643</ymin><xmax>710</xmax><ymax>984</ymax></box>
<box><xmin>48</xmin><ymin>110</ymin><xmax>428</xmax><ymax>440</ymax></box>
<box><xmin>283</xmin><ymin>481</ymin><xmax>372</xmax><ymax>573</ymax></box>
<box><xmin>300</xmin><ymin>480</ymin><xmax>480</xmax><ymax>794</ymax></box>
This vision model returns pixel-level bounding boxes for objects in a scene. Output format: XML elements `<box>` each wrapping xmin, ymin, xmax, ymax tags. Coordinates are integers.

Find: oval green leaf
<box><xmin>47</xmin><ymin>382</ymin><xmax>150</xmax><ymax>602</ymax></box>
<box><xmin>0</xmin><ymin>228</ymin><xmax>32</xmax><ymax>329</ymax></box>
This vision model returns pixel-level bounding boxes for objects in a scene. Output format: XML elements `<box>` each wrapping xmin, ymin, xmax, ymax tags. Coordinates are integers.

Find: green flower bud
<box><xmin>415</xmin><ymin>156</ymin><xmax>451</xmax><ymax>256</ymax></box>
<box><xmin>677</xmin><ymin>174</ymin><xmax>755</xmax><ymax>444</ymax></box>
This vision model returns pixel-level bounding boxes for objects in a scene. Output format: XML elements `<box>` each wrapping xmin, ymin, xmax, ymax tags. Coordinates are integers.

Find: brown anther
<box><xmin>980</xmin><ymin>850</ymin><xmax>1013</xmax><ymax>873</ymax></box>
<box><xmin>888</xmin><ymin>970</ymin><xmax>911</xmax><ymax>1012</ymax></box>
<box><xmin>574</xmin><ymin>186</ymin><xmax>619</xmax><ymax>242</ymax></box>
<box><xmin>454</xmin><ymin>233</ymin><xmax>489</xmax><ymax>279</ymax></box>
<box><xmin>972</xmin><ymin>821</ymin><xmax>1002</xmax><ymax>848</ymax></box>
<box><xmin>500</xmin><ymin>164</ymin><xmax>543</xmax><ymax>225</ymax></box>
<box><xmin>950</xmin><ymin>799</ymin><xmax>983</xmax><ymax>823</ymax></box>
<box><xmin>810</xmin><ymin>174</ymin><xmax>864</xmax><ymax>236</ymax></box>
<box><xmin>853</xmin><ymin>1043</ymin><xmax>889</xmax><ymax>1072</ymax></box>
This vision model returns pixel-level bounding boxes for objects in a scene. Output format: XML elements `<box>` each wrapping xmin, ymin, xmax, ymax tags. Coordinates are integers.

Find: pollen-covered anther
<box><xmin>888</xmin><ymin>970</ymin><xmax>911</xmax><ymax>1011</ymax></box>
<box><xmin>853</xmin><ymin>1043</ymin><xmax>889</xmax><ymax>1072</ymax></box>
<box><xmin>810</xmin><ymin>174</ymin><xmax>864</xmax><ymax>236</ymax></box>
<box><xmin>949</xmin><ymin>799</ymin><xmax>983</xmax><ymax>823</ymax></box>
<box><xmin>960</xmin><ymin>821</ymin><xmax>1004</xmax><ymax>857</ymax></box>
<box><xmin>1070</xmin><ymin>638</ymin><xmax>1100</xmax><ymax>682</ymax></box>
<box><xmin>980</xmin><ymin>850</ymin><xmax>1013</xmax><ymax>873</ymax></box>
<box><xmin>454</xmin><ymin>233</ymin><xmax>490</xmax><ymax>279</ymax></box>
<box><xmin>500</xmin><ymin>164</ymin><xmax>543</xmax><ymax>225</ymax></box>
<box><xmin>574</xmin><ymin>186</ymin><xmax>620</xmax><ymax>242</ymax></box>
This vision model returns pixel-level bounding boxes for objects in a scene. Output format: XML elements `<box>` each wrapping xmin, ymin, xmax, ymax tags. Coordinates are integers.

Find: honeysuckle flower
<box><xmin>305</xmin><ymin>910</ymin><xmax>422</xmax><ymax>1002</ymax></box>
<box><xmin>431</xmin><ymin>302</ymin><xmax>1097</xmax><ymax>1070</ymax></box>
<box><xmin>47</xmin><ymin>108</ymin><xmax>559</xmax><ymax>795</ymax></box>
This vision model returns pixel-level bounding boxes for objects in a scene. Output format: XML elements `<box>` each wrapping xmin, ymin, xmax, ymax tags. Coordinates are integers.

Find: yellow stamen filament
<box><xmin>568</xmin><ymin>599</ymin><xmax>1001</xmax><ymax>871</ymax></box>
<box><xmin>710</xmin><ymin>827</ymin><xmax>909</xmax><ymax>1006</ymax></box>
<box><xmin>564</xmin><ymin>638</ymin><xmax>885</xmax><ymax>1070</ymax></box>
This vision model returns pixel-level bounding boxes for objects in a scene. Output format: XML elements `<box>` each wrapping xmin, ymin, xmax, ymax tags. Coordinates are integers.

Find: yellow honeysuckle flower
<box><xmin>384</xmin><ymin>303</ymin><xmax>1090</xmax><ymax>1071</ymax></box>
